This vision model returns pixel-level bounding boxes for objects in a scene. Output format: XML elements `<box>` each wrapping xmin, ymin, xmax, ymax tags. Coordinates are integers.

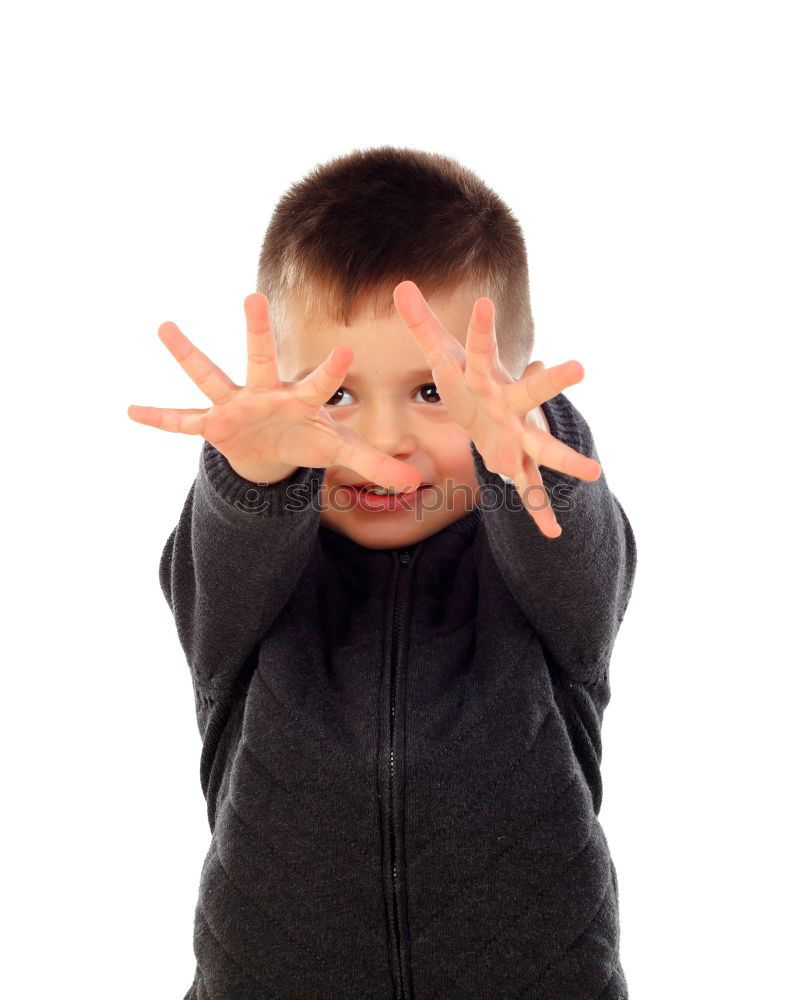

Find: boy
<box><xmin>129</xmin><ymin>146</ymin><xmax>637</xmax><ymax>1000</ymax></box>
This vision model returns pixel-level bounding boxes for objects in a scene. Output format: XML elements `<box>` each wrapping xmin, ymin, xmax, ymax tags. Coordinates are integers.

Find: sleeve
<box><xmin>159</xmin><ymin>439</ymin><xmax>326</xmax><ymax>696</ymax></box>
<box><xmin>470</xmin><ymin>390</ymin><xmax>637</xmax><ymax>686</ymax></box>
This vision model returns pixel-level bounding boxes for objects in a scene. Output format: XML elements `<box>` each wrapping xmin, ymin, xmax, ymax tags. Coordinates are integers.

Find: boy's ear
<box><xmin>521</xmin><ymin>360</ymin><xmax>545</xmax><ymax>378</ymax></box>
<box><xmin>518</xmin><ymin>363</ymin><xmax>551</xmax><ymax>434</ymax></box>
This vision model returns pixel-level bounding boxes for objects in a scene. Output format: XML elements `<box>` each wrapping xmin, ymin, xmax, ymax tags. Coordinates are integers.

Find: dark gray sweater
<box><xmin>160</xmin><ymin>390</ymin><xmax>637</xmax><ymax>1000</ymax></box>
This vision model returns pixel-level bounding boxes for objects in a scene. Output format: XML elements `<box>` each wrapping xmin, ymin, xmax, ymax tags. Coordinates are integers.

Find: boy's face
<box><xmin>278</xmin><ymin>285</ymin><xmax>484</xmax><ymax>550</ymax></box>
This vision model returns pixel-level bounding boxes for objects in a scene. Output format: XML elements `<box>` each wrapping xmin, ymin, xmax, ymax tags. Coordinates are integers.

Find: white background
<box><xmin>2</xmin><ymin>1</ymin><xmax>807</xmax><ymax>996</ymax></box>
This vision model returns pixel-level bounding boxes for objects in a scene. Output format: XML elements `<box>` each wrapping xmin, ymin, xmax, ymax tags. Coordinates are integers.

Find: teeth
<box><xmin>363</xmin><ymin>486</ymin><xmax>417</xmax><ymax>495</ymax></box>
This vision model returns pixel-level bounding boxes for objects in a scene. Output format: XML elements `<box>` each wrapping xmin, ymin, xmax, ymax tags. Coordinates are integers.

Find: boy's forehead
<box><xmin>279</xmin><ymin>285</ymin><xmax>476</xmax><ymax>381</ymax></box>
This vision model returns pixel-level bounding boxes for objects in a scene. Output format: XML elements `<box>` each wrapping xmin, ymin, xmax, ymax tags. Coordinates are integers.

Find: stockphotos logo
<box><xmin>233</xmin><ymin>475</ymin><xmax>576</xmax><ymax>520</ymax></box>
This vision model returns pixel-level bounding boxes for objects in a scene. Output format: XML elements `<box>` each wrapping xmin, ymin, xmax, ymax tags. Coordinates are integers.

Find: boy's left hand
<box><xmin>392</xmin><ymin>280</ymin><xmax>603</xmax><ymax>539</ymax></box>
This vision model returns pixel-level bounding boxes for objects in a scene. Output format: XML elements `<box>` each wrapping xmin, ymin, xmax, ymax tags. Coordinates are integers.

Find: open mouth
<box><xmin>339</xmin><ymin>484</ymin><xmax>431</xmax><ymax>513</ymax></box>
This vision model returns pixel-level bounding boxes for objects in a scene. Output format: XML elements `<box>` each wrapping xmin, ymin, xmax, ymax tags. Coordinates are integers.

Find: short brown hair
<box><xmin>256</xmin><ymin>145</ymin><xmax>535</xmax><ymax>377</ymax></box>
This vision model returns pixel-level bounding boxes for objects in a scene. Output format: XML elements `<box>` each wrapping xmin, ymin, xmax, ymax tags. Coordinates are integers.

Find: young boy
<box><xmin>129</xmin><ymin>146</ymin><xmax>637</xmax><ymax>1000</ymax></box>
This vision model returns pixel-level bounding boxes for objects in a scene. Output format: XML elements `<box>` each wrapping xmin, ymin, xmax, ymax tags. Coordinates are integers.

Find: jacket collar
<box><xmin>318</xmin><ymin>507</ymin><xmax>481</xmax><ymax>569</ymax></box>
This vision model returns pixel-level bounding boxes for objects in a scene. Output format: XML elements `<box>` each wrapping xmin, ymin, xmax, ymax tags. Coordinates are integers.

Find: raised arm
<box><xmin>129</xmin><ymin>290</ymin><xmax>423</xmax><ymax>693</ymax></box>
<box><xmin>159</xmin><ymin>442</ymin><xmax>326</xmax><ymax>694</ymax></box>
<box><xmin>388</xmin><ymin>281</ymin><xmax>637</xmax><ymax>686</ymax></box>
<box><xmin>470</xmin><ymin>390</ymin><xmax>637</xmax><ymax>685</ymax></box>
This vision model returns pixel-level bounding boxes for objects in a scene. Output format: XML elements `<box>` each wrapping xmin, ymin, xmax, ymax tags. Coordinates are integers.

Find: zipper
<box><xmin>385</xmin><ymin>548</ymin><xmax>413</xmax><ymax>1000</ymax></box>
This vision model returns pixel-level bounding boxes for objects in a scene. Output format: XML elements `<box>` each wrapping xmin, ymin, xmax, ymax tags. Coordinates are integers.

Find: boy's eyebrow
<box><xmin>291</xmin><ymin>366</ymin><xmax>435</xmax><ymax>384</ymax></box>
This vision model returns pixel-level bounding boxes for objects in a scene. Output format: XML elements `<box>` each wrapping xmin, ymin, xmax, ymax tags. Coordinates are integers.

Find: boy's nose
<box><xmin>356</xmin><ymin>411</ymin><xmax>419</xmax><ymax>459</ymax></box>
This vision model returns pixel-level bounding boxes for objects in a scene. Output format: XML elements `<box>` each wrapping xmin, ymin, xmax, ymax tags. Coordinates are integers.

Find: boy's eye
<box><xmin>323</xmin><ymin>384</ymin><xmax>443</xmax><ymax>407</ymax></box>
<box><xmin>415</xmin><ymin>383</ymin><xmax>442</xmax><ymax>404</ymax></box>
<box><xmin>325</xmin><ymin>386</ymin><xmax>355</xmax><ymax>407</ymax></box>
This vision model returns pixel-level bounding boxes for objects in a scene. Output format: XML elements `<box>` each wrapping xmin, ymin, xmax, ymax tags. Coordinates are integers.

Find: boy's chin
<box><xmin>319</xmin><ymin>506</ymin><xmax>464</xmax><ymax>549</ymax></box>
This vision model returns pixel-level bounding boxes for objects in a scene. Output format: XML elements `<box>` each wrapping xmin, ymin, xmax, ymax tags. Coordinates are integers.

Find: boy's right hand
<box><xmin>127</xmin><ymin>293</ymin><xmax>423</xmax><ymax>490</ymax></box>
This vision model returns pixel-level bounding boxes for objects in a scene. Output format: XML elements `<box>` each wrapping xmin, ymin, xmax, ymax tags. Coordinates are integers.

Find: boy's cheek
<box><xmin>432</xmin><ymin>451</ymin><xmax>480</xmax><ymax>513</ymax></box>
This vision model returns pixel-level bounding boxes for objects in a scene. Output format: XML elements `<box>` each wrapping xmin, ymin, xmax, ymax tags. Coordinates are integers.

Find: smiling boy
<box><xmin>131</xmin><ymin>145</ymin><xmax>637</xmax><ymax>999</ymax></box>
<box><xmin>280</xmin><ymin>281</ymin><xmax>569</xmax><ymax>550</ymax></box>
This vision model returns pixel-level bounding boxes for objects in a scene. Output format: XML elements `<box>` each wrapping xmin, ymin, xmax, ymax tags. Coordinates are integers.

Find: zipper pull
<box><xmin>399</xmin><ymin>550</ymin><xmax>411</xmax><ymax>564</ymax></box>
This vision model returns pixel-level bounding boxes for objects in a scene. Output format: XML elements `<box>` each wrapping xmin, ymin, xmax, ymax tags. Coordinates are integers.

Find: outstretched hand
<box><xmin>391</xmin><ymin>280</ymin><xmax>602</xmax><ymax>538</ymax></box>
<box><xmin>127</xmin><ymin>293</ymin><xmax>423</xmax><ymax>492</ymax></box>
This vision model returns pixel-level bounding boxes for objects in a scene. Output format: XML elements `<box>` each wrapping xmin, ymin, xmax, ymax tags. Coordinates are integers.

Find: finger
<box><xmin>523</xmin><ymin>423</ymin><xmax>602</xmax><ymax>482</ymax></box>
<box><xmin>514</xmin><ymin>454</ymin><xmax>562</xmax><ymax>539</ymax></box>
<box><xmin>464</xmin><ymin>297</ymin><xmax>499</xmax><ymax>378</ymax></box>
<box><xmin>333</xmin><ymin>431</ymin><xmax>423</xmax><ymax>493</ymax></box>
<box><xmin>391</xmin><ymin>282</ymin><xmax>477</xmax><ymax>425</ymax></box>
<box><xmin>292</xmin><ymin>344</ymin><xmax>354</xmax><ymax>408</ymax></box>
<box><xmin>244</xmin><ymin>293</ymin><xmax>282</xmax><ymax>392</ymax></box>
<box><xmin>392</xmin><ymin>280</ymin><xmax>466</xmax><ymax>370</ymax></box>
<box><xmin>429</xmin><ymin>351</ymin><xmax>478</xmax><ymax>429</ymax></box>
<box><xmin>127</xmin><ymin>405</ymin><xmax>208</xmax><ymax>435</ymax></box>
<box><xmin>158</xmin><ymin>322</ymin><xmax>238</xmax><ymax>405</ymax></box>
<box><xmin>505</xmin><ymin>359</ymin><xmax>585</xmax><ymax>416</ymax></box>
